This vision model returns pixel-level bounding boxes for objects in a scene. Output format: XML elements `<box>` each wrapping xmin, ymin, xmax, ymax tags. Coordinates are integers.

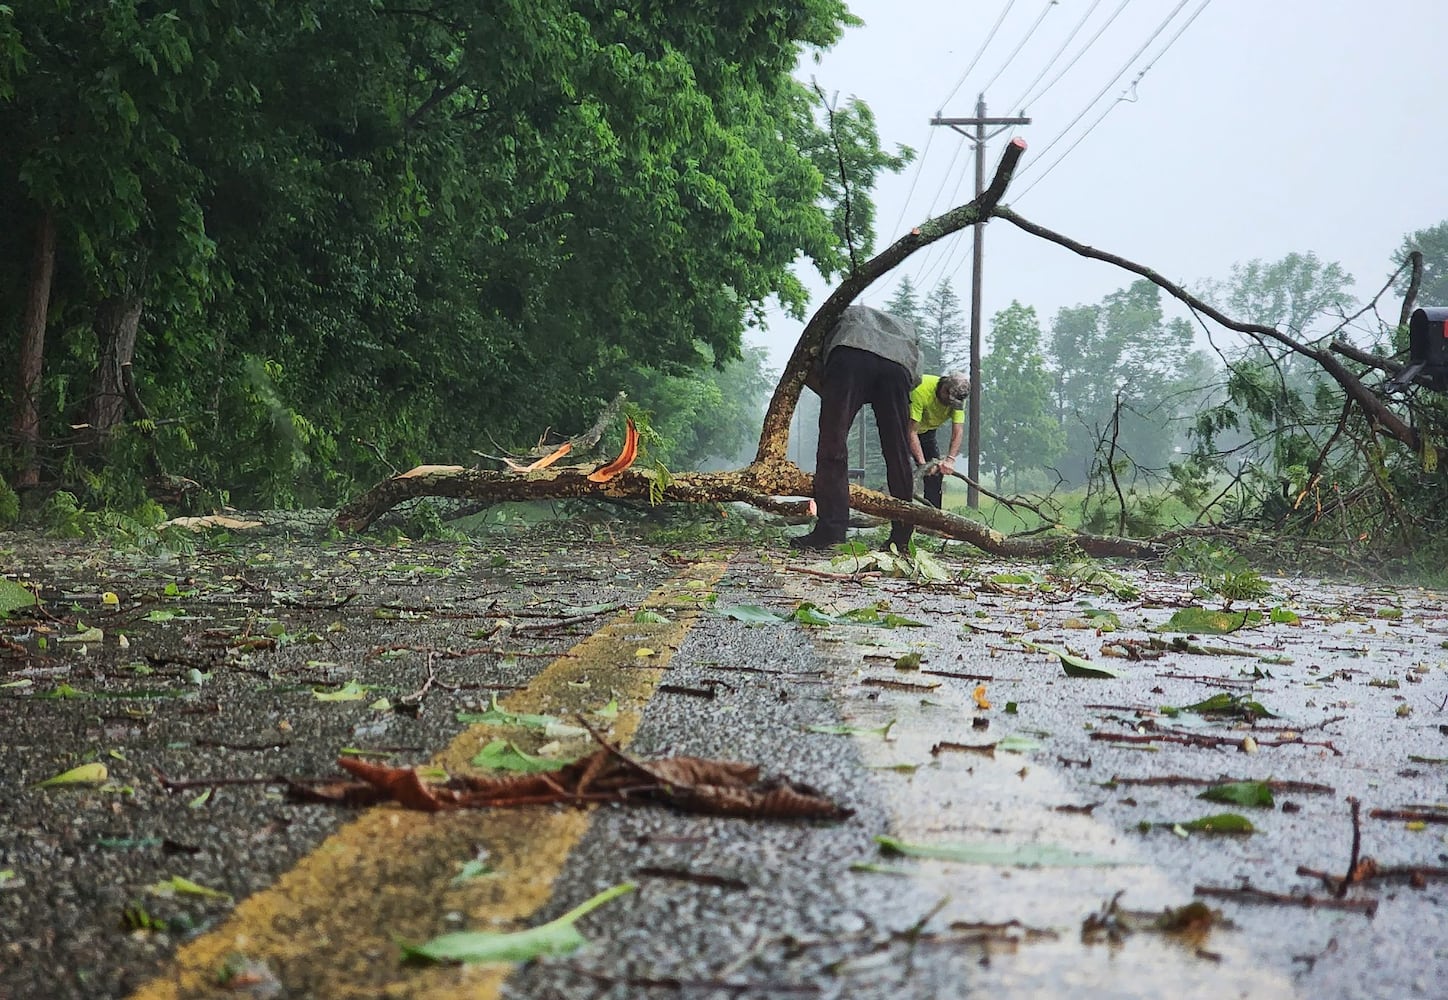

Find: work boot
<box><xmin>788</xmin><ymin>531</ymin><xmax>843</xmax><ymax>551</ymax></box>
<box><xmin>881</xmin><ymin>532</ymin><xmax>913</xmax><ymax>553</ymax></box>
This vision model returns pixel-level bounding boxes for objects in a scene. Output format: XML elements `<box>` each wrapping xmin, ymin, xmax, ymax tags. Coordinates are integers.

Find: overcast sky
<box><xmin>749</xmin><ymin>0</ymin><xmax>1448</xmax><ymax>371</ymax></box>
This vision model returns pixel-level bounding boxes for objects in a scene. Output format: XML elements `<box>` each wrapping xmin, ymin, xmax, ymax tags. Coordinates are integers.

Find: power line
<box><xmin>1015</xmin><ymin>0</ymin><xmax>1215</xmax><ymax>199</ymax></box>
<box><xmin>900</xmin><ymin>132</ymin><xmax>969</xmax><ymax>279</ymax></box>
<box><xmin>887</xmin><ymin>125</ymin><xmax>936</xmax><ymax>240</ymax></box>
<box><xmin>1004</xmin><ymin>0</ymin><xmax>1112</xmax><ymax>112</ymax></box>
<box><xmin>939</xmin><ymin>0</ymin><xmax>1017</xmax><ymax>110</ymax></box>
<box><xmin>1016</xmin><ymin>0</ymin><xmax>1191</xmax><ymax>179</ymax></box>
<box><xmin>977</xmin><ymin>0</ymin><xmax>1061</xmax><ymax>98</ymax></box>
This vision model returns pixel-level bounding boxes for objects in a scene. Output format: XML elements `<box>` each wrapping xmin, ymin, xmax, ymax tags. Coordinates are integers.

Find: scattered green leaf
<box><xmin>1028</xmin><ymin>644</ymin><xmax>1124</xmax><ymax>679</ymax></box>
<box><xmin>471</xmin><ymin>740</ymin><xmax>572</xmax><ymax>773</ymax></box>
<box><xmin>399</xmin><ymin>882</ymin><xmax>634</xmax><ymax>964</ymax></box>
<box><xmin>1164</xmin><ymin>692</ymin><xmax>1277</xmax><ymax>720</ymax></box>
<box><xmin>1197</xmin><ymin>782</ymin><xmax>1274</xmax><ymax>808</ymax></box>
<box><xmin>806</xmin><ymin>720</ymin><xmax>895</xmax><ymax>739</ymax></box>
<box><xmin>35</xmin><ymin>762</ymin><xmax>108</xmax><ymax>787</ymax></box>
<box><xmin>0</xmin><ymin>579</ymin><xmax>37</xmax><ymax>617</ymax></box>
<box><xmin>1159</xmin><ymin>607</ymin><xmax>1263</xmax><ymax>635</ymax></box>
<box><xmin>313</xmin><ymin>681</ymin><xmax>371</xmax><ymax>702</ymax></box>
<box><xmin>147</xmin><ymin>875</ymin><xmax>232</xmax><ymax>901</ymax></box>
<box><xmin>708</xmin><ymin>603</ymin><xmax>787</xmax><ymax>624</ymax></box>
<box><xmin>996</xmin><ymin>734</ymin><xmax>1043</xmax><ymax>753</ymax></box>
<box><xmin>1145</xmin><ymin>813</ymin><xmax>1255</xmax><ymax>835</ymax></box>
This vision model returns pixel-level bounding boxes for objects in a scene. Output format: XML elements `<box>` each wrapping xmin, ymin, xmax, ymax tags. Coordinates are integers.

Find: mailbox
<box><xmin>1410</xmin><ymin>308</ymin><xmax>1448</xmax><ymax>370</ymax></box>
<box><xmin>1389</xmin><ymin>307</ymin><xmax>1448</xmax><ymax>391</ymax></box>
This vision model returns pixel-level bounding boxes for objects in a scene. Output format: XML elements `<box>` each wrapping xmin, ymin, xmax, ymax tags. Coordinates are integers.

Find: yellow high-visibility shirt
<box><xmin>910</xmin><ymin>376</ymin><xmax>965</xmax><ymax>432</ymax></box>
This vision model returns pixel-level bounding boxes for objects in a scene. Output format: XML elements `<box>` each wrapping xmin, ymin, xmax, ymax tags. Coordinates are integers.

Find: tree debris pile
<box><xmin>290</xmin><ymin>748</ymin><xmax>852</xmax><ymax>821</ymax></box>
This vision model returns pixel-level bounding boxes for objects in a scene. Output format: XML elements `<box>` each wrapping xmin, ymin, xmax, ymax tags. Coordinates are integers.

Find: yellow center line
<box><xmin>128</xmin><ymin>560</ymin><xmax>727</xmax><ymax>1000</ymax></box>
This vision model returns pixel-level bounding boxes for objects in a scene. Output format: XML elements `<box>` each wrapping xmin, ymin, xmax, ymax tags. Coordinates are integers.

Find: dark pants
<box><xmin>918</xmin><ymin>429</ymin><xmax>943</xmax><ymax>508</ymax></box>
<box><xmin>814</xmin><ymin>347</ymin><xmax>915</xmax><ymax>545</ymax></box>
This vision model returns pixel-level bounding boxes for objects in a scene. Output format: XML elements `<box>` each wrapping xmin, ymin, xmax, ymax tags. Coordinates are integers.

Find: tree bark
<box><xmin>87</xmin><ymin>295</ymin><xmax>145</xmax><ymax>436</ymax></box>
<box><xmin>12</xmin><ymin>210</ymin><xmax>56</xmax><ymax>487</ymax></box>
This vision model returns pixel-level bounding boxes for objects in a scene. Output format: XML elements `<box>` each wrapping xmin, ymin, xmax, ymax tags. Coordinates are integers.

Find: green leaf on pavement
<box><xmin>1029</xmin><ymin>644</ymin><xmax>1124</xmax><ymax>679</ymax></box>
<box><xmin>1166</xmin><ymin>692</ymin><xmax>1278</xmax><ymax>720</ymax></box>
<box><xmin>35</xmin><ymin>762</ymin><xmax>109</xmax><ymax>787</ymax></box>
<box><xmin>456</xmin><ymin>694</ymin><xmax>567</xmax><ymax>731</ymax></box>
<box><xmin>313</xmin><ymin>680</ymin><xmax>371</xmax><ymax>702</ymax></box>
<box><xmin>147</xmin><ymin>875</ymin><xmax>233</xmax><ymax>901</ymax></box>
<box><xmin>1197</xmin><ymin>782</ymin><xmax>1275</xmax><ymax>808</ymax></box>
<box><xmin>399</xmin><ymin>882</ymin><xmax>634</xmax><ymax>964</ymax></box>
<box><xmin>470</xmin><ymin>740</ymin><xmax>571</xmax><ymax>773</ymax></box>
<box><xmin>1159</xmin><ymin>607</ymin><xmax>1263</xmax><ymax>635</ymax></box>
<box><xmin>837</xmin><ymin>607</ymin><xmax>927</xmax><ymax>628</ymax></box>
<box><xmin>709</xmin><ymin>603</ymin><xmax>787</xmax><ymax>624</ymax></box>
<box><xmin>59</xmin><ymin>626</ymin><xmax>104</xmax><ymax>644</ymax></box>
<box><xmin>791</xmin><ymin>602</ymin><xmax>836</xmax><ymax>626</ymax></box>
<box><xmin>1143</xmin><ymin>813</ymin><xmax>1255</xmax><ymax>835</ymax></box>
<box><xmin>1269</xmin><ymin>607</ymin><xmax>1300</xmax><ymax>624</ymax></box>
<box><xmin>807</xmin><ymin>720</ymin><xmax>896</xmax><ymax>739</ymax></box>
<box><xmin>0</xmin><ymin>579</ymin><xmax>37</xmax><ymax>617</ymax></box>
<box><xmin>876</xmin><ymin>835</ymin><xmax>1125</xmax><ymax>867</ymax></box>
<box><xmin>996</xmin><ymin>734</ymin><xmax>1043</xmax><ymax>753</ymax></box>
<box><xmin>632</xmin><ymin>609</ymin><xmax>670</xmax><ymax>624</ymax></box>
<box><xmin>450</xmin><ymin>859</ymin><xmax>495</xmax><ymax>886</ymax></box>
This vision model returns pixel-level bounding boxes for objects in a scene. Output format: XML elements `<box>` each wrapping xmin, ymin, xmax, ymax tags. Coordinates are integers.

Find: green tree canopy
<box><xmin>981</xmin><ymin>301</ymin><xmax>1063</xmax><ymax>490</ymax></box>
<box><xmin>2</xmin><ymin>1</ymin><xmax>906</xmax><ymax>508</ymax></box>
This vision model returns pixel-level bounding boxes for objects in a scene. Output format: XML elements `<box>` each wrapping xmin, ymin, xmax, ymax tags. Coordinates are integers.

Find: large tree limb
<box><xmin>995</xmin><ymin>207</ymin><xmax>1419</xmax><ymax>449</ymax></box>
<box><xmin>339</xmin><ymin>135</ymin><xmax>1410</xmax><ymax>562</ymax></box>
<box><xmin>333</xmin><ymin>459</ymin><xmax>1159</xmax><ymax>558</ymax></box>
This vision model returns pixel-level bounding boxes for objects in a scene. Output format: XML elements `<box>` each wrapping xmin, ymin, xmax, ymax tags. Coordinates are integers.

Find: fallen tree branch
<box><xmin>995</xmin><ymin>207</ymin><xmax>1419</xmax><ymax>450</ymax></box>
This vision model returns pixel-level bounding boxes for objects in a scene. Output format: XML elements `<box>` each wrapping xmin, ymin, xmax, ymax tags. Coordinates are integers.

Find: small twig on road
<box><xmin>513</xmin><ymin>605</ymin><xmax>622</xmax><ymax>635</ymax></box>
<box><xmin>1299</xmin><ymin>862</ymin><xmax>1448</xmax><ymax>891</ymax></box>
<box><xmin>563</xmin><ymin>964</ymin><xmax>820</xmax><ymax>997</ymax></box>
<box><xmin>398</xmin><ymin>651</ymin><xmax>440</xmax><ymax>711</ymax></box>
<box><xmin>1368</xmin><ymin>808</ymin><xmax>1448</xmax><ymax>825</ymax></box>
<box><xmin>784</xmin><ymin>563</ymin><xmax>883</xmax><ymax>581</ymax></box>
<box><xmin>862</xmin><ymin>677</ymin><xmax>941</xmax><ymax>693</ymax></box>
<box><xmin>657</xmin><ymin>683</ymin><xmax>719</xmax><ymax>700</ymax></box>
<box><xmin>921</xmin><ymin>668</ymin><xmax>1000</xmax><ymax>682</ymax></box>
<box><xmin>1107</xmin><ymin>775</ymin><xmax>1335</xmax><ymax>795</ymax></box>
<box><xmin>370</xmin><ymin>643</ymin><xmax>569</xmax><ymax>660</ymax></box>
<box><xmin>635</xmin><ymin>866</ymin><xmax>749</xmax><ymax>891</ymax></box>
<box><xmin>1339</xmin><ymin>797</ymin><xmax>1363</xmax><ymax>899</ymax></box>
<box><xmin>1194</xmin><ymin>882</ymin><xmax>1378</xmax><ymax>916</ymax></box>
<box><xmin>1090</xmin><ymin>730</ymin><xmax>1342</xmax><ymax>755</ymax></box>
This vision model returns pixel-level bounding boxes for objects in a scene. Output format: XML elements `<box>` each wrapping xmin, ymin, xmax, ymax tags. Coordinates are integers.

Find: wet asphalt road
<box><xmin>2</xmin><ymin>511</ymin><xmax>1447</xmax><ymax>999</ymax></box>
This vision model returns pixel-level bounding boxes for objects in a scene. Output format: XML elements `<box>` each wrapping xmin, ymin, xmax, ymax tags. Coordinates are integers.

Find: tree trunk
<box><xmin>87</xmin><ymin>295</ymin><xmax>145</xmax><ymax>436</ymax></box>
<box><xmin>12</xmin><ymin>210</ymin><xmax>56</xmax><ymax>487</ymax></box>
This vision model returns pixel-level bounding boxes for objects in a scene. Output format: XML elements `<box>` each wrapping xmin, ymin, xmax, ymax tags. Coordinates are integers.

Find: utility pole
<box><xmin>931</xmin><ymin>95</ymin><xmax>1029</xmax><ymax>508</ymax></box>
